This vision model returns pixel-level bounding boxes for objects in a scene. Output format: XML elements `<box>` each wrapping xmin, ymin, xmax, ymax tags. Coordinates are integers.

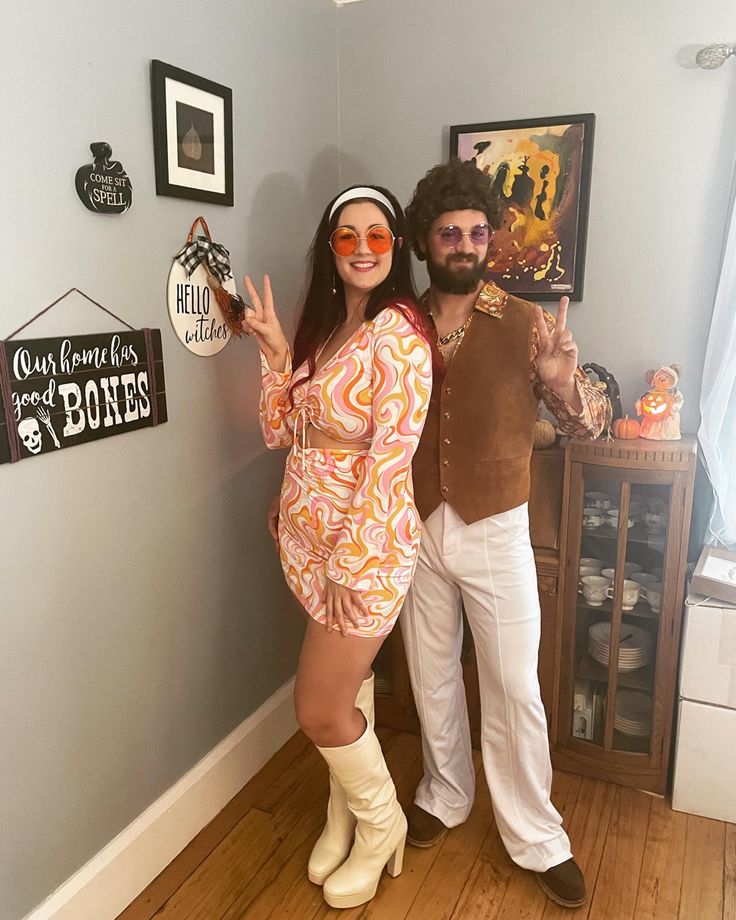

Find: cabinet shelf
<box><xmin>569</xmin><ymin>730</ymin><xmax>652</xmax><ymax>756</ymax></box>
<box><xmin>581</xmin><ymin>522</ymin><xmax>667</xmax><ymax>552</ymax></box>
<box><xmin>575</xmin><ymin>653</ymin><xmax>656</xmax><ymax>693</ymax></box>
<box><xmin>576</xmin><ymin>599</ymin><xmax>659</xmax><ymax>621</ymax></box>
<box><xmin>613</xmin><ymin>730</ymin><xmax>651</xmax><ymax>754</ymax></box>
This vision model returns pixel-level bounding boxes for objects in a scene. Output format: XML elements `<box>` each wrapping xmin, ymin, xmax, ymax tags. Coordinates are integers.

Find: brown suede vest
<box><xmin>412</xmin><ymin>293</ymin><xmax>539</xmax><ymax>524</ymax></box>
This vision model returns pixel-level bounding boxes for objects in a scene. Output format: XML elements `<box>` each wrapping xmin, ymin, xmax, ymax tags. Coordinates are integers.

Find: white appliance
<box><xmin>672</xmin><ymin>592</ymin><xmax>736</xmax><ymax>822</ymax></box>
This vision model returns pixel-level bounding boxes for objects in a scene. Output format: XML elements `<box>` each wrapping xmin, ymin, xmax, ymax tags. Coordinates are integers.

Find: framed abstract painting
<box><xmin>450</xmin><ymin>113</ymin><xmax>595</xmax><ymax>301</ymax></box>
<box><xmin>150</xmin><ymin>60</ymin><xmax>233</xmax><ymax>206</ymax></box>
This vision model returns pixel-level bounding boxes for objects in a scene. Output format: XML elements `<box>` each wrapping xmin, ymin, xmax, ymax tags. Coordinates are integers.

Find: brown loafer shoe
<box><xmin>406</xmin><ymin>804</ymin><xmax>449</xmax><ymax>848</ymax></box>
<box><xmin>535</xmin><ymin>858</ymin><xmax>586</xmax><ymax>908</ymax></box>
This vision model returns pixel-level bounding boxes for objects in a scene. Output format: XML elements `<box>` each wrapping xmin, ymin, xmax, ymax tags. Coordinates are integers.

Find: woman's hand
<box><xmin>267</xmin><ymin>494</ymin><xmax>280</xmax><ymax>548</ymax></box>
<box><xmin>325</xmin><ymin>577</ymin><xmax>371</xmax><ymax>638</ymax></box>
<box><xmin>242</xmin><ymin>274</ymin><xmax>289</xmax><ymax>372</ymax></box>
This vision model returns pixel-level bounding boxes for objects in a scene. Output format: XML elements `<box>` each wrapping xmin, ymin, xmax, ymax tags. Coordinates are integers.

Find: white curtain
<box><xmin>699</xmin><ymin>164</ymin><xmax>736</xmax><ymax>550</ymax></box>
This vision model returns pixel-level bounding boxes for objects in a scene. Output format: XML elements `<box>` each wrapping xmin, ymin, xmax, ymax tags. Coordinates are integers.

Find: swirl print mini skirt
<box><xmin>277</xmin><ymin>446</ymin><xmax>420</xmax><ymax>638</ymax></box>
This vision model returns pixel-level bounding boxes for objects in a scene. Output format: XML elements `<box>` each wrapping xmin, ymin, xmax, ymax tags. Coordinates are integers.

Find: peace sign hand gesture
<box><xmin>534</xmin><ymin>296</ymin><xmax>581</xmax><ymax>407</ymax></box>
<box><xmin>242</xmin><ymin>274</ymin><xmax>290</xmax><ymax>372</ymax></box>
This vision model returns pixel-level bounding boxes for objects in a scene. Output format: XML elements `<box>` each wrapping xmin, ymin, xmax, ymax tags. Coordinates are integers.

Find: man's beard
<box><xmin>426</xmin><ymin>252</ymin><xmax>486</xmax><ymax>295</ymax></box>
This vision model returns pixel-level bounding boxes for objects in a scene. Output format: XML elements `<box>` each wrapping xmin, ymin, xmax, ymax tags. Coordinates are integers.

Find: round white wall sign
<box><xmin>167</xmin><ymin>260</ymin><xmax>235</xmax><ymax>356</ymax></box>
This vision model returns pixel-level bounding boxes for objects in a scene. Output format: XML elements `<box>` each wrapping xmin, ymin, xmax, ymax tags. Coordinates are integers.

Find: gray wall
<box><xmin>0</xmin><ymin>2</ymin><xmax>337</xmax><ymax>917</ymax></box>
<box><xmin>336</xmin><ymin>0</ymin><xmax>736</xmax><ymax>431</ymax></box>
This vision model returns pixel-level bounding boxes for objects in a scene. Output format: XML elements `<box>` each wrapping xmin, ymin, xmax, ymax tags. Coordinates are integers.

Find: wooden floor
<box><xmin>118</xmin><ymin>728</ymin><xmax>735</xmax><ymax>920</ymax></box>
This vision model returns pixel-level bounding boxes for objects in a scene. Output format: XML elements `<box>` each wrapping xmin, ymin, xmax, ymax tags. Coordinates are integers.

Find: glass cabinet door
<box><xmin>570</xmin><ymin>469</ymin><xmax>674</xmax><ymax>757</ymax></box>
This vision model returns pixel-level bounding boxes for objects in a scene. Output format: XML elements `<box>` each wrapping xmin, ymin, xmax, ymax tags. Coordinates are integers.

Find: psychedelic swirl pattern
<box><xmin>259</xmin><ymin>306</ymin><xmax>432</xmax><ymax>637</ymax></box>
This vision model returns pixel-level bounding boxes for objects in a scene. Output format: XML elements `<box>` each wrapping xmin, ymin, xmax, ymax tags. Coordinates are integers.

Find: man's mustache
<box><xmin>447</xmin><ymin>254</ymin><xmax>479</xmax><ymax>266</ymax></box>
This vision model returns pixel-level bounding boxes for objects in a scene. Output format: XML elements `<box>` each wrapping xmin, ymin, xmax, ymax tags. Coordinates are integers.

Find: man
<box><xmin>400</xmin><ymin>159</ymin><xmax>608</xmax><ymax>909</ymax></box>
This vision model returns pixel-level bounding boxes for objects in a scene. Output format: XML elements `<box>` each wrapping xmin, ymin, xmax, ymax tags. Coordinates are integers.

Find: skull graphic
<box><xmin>18</xmin><ymin>417</ymin><xmax>43</xmax><ymax>454</ymax></box>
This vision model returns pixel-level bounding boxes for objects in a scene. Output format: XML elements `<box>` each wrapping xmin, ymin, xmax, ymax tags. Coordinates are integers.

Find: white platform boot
<box><xmin>318</xmin><ymin>722</ymin><xmax>407</xmax><ymax>909</ymax></box>
<box><xmin>307</xmin><ymin>674</ymin><xmax>375</xmax><ymax>885</ymax></box>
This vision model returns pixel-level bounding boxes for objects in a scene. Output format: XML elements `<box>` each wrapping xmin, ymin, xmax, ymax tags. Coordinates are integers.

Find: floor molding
<box><xmin>24</xmin><ymin>678</ymin><xmax>297</xmax><ymax>920</ymax></box>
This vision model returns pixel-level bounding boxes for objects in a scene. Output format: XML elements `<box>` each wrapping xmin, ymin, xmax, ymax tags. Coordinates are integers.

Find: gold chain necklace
<box><xmin>436</xmin><ymin>314</ymin><xmax>473</xmax><ymax>346</ymax></box>
<box><xmin>432</xmin><ymin>312</ymin><xmax>474</xmax><ymax>365</ymax></box>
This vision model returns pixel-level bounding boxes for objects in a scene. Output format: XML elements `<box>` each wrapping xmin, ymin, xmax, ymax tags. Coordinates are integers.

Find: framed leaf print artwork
<box><xmin>150</xmin><ymin>60</ymin><xmax>233</xmax><ymax>206</ymax></box>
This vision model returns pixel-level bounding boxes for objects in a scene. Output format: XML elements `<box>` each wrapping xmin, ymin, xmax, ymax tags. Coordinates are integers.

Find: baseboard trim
<box><xmin>25</xmin><ymin>678</ymin><xmax>297</xmax><ymax>920</ymax></box>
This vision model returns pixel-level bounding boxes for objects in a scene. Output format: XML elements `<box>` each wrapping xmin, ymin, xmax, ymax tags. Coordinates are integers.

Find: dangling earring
<box><xmin>332</xmin><ymin>268</ymin><xmax>337</xmax><ymax>295</ymax></box>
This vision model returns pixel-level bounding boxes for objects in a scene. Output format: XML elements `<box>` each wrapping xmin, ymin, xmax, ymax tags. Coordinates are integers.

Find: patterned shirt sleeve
<box><xmin>259</xmin><ymin>349</ymin><xmax>295</xmax><ymax>449</ymax></box>
<box><xmin>326</xmin><ymin>309</ymin><xmax>432</xmax><ymax>590</ymax></box>
<box><xmin>531</xmin><ymin>309</ymin><xmax>611</xmax><ymax>439</ymax></box>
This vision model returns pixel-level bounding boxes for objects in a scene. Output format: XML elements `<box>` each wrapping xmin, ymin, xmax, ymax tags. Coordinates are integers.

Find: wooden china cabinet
<box><xmin>552</xmin><ymin>436</ymin><xmax>696</xmax><ymax>794</ymax></box>
<box><xmin>374</xmin><ymin>437</ymin><xmax>697</xmax><ymax>795</ymax></box>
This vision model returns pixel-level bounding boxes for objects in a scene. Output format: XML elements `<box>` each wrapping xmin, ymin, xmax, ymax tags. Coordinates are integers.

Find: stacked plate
<box><xmin>587</xmin><ymin>622</ymin><xmax>652</xmax><ymax>672</ymax></box>
<box><xmin>614</xmin><ymin>689</ymin><xmax>652</xmax><ymax>737</ymax></box>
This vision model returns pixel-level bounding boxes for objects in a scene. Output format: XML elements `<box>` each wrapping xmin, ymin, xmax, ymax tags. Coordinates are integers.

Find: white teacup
<box><xmin>606</xmin><ymin>509</ymin><xmax>635</xmax><ymax>529</ymax></box>
<box><xmin>579</xmin><ymin>566</ymin><xmax>600</xmax><ymax>584</ymax></box>
<box><xmin>602</xmin><ymin>563</ymin><xmax>642</xmax><ymax>581</ymax></box>
<box><xmin>581</xmin><ymin>575</ymin><xmax>610</xmax><ymax>607</ymax></box>
<box><xmin>579</xmin><ymin>557</ymin><xmax>603</xmax><ymax>573</ymax></box>
<box><xmin>644</xmin><ymin>511</ymin><xmax>667</xmax><ymax>533</ymax></box>
<box><xmin>585</xmin><ymin>491</ymin><xmax>611</xmax><ymax>510</ymax></box>
<box><xmin>631</xmin><ymin>572</ymin><xmax>657</xmax><ymax>589</ymax></box>
<box><xmin>646</xmin><ymin>582</ymin><xmax>663</xmax><ymax>612</ymax></box>
<box><xmin>607</xmin><ymin>579</ymin><xmax>641</xmax><ymax>610</ymax></box>
<box><xmin>583</xmin><ymin>507</ymin><xmax>605</xmax><ymax>529</ymax></box>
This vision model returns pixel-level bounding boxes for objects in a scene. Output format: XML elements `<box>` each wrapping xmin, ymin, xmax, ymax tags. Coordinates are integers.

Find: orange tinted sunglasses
<box><xmin>329</xmin><ymin>225</ymin><xmax>395</xmax><ymax>257</ymax></box>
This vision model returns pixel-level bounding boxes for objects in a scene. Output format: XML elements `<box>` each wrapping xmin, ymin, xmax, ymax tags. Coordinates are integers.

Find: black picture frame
<box><xmin>150</xmin><ymin>60</ymin><xmax>233</xmax><ymax>207</ymax></box>
<box><xmin>450</xmin><ymin>113</ymin><xmax>595</xmax><ymax>301</ymax></box>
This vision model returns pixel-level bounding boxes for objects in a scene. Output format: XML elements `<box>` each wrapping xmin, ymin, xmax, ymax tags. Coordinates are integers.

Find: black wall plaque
<box><xmin>0</xmin><ymin>330</ymin><xmax>166</xmax><ymax>464</ymax></box>
<box><xmin>75</xmin><ymin>142</ymin><xmax>133</xmax><ymax>214</ymax></box>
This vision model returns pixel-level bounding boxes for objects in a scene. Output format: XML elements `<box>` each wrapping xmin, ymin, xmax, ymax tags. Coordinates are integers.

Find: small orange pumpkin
<box><xmin>613</xmin><ymin>415</ymin><xmax>641</xmax><ymax>439</ymax></box>
<box><xmin>533</xmin><ymin>418</ymin><xmax>556</xmax><ymax>449</ymax></box>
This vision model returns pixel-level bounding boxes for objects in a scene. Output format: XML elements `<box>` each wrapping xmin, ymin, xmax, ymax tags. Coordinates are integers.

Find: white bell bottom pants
<box><xmin>400</xmin><ymin>501</ymin><xmax>572</xmax><ymax>872</ymax></box>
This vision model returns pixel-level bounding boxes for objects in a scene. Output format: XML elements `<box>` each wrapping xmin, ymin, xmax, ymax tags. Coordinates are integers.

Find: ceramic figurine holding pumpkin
<box><xmin>635</xmin><ymin>365</ymin><xmax>683</xmax><ymax>440</ymax></box>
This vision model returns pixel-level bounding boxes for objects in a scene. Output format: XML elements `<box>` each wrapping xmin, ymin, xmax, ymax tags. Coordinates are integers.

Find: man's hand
<box><xmin>534</xmin><ymin>297</ymin><xmax>582</xmax><ymax>411</ymax></box>
<box><xmin>267</xmin><ymin>494</ymin><xmax>280</xmax><ymax>548</ymax></box>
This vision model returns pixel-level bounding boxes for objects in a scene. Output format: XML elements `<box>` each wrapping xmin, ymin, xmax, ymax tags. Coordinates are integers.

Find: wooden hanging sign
<box><xmin>167</xmin><ymin>216</ymin><xmax>247</xmax><ymax>356</ymax></box>
<box><xmin>0</xmin><ymin>291</ymin><xmax>167</xmax><ymax>464</ymax></box>
<box><xmin>75</xmin><ymin>142</ymin><xmax>133</xmax><ymax>214</ymax></box>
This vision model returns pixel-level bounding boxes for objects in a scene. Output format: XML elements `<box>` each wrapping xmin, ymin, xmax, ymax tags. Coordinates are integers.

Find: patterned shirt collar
<box><xmin>473</xmin><ymin>281</ymin><xmax>508</xmax><ymax>318</ymax></box>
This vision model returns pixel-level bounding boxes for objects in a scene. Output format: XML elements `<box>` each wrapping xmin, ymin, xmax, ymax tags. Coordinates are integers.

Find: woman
<box><xmin>243</xmin><ymin>186</ymin><xmax>433</xmax><ymax>909</ymax></box>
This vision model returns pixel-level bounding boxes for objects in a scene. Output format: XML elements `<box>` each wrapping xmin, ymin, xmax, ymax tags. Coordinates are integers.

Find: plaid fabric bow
<box><xmin>174</xmin><ymin>236</ymin><xmax>233</xmax><ymax>283</ymax></box>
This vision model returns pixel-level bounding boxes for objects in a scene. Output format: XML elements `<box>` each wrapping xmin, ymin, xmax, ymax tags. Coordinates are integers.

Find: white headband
<box><xmin>329</xmin><ymin>187</ymin><xmax>396</xmax><ymax>221</ymax></box>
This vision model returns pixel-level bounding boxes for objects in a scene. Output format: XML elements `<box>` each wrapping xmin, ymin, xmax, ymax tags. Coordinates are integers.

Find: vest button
<box><xmin>444</xmin><ymin>411</ymin><xmax>451</xmax><ymax>419</ymax></box>
<box><xmin>443</xmin><ymin>437</ymin><xmax>451</xmax><ymax>445</ymax></box>
<box><xmin>445</xmin><ymin>386</ymin><xmax>452</xmax><ymax>395</ymax></box>
<box><xmin>443</xmin><ymin>459</ymin><xmax>449</xmax><ymax>466</ymax></box>
<box><xmin>441</xmin><ymin>485</ymin><xmax>449</xmax><ymax>493</ymax></box>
